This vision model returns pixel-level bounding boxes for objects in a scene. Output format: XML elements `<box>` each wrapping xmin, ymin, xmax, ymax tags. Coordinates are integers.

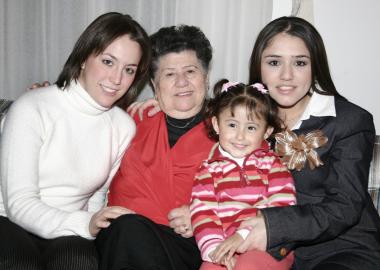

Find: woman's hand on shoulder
<box><xmin>89</xmin><ymin>206</ymin><xmax>135</xmax><ymax>237</ymax></box>
<box><xmin>127</xmin><ymin>98</ymin><xmax>160</xmax><ymax>120</ymax></box>
<box><xmin>168</xmin><ymin>205</ymin><xmax>193</xmax><ymax>238</ymax></box>
<box><xmin>27</xmin><ymin>81</ymin><xmax>51</xmax><ymax>90</ymax></box>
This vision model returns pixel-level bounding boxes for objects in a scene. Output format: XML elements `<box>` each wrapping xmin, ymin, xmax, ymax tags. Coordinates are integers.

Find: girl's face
<box><xmin>261</xmin><ymin>33</ymin><xmax>312</xmax><ymax>112</ymax></box>
<box><xmin>151</xmin><ymin>50</ymin><xmax>208</xmax><ymax>119</ymax></box>
<box><xmin>78</xmin><ymin>34</ymin><xmax>142</xmax><ymax>108</ymax></box>
<box><xmin>212</xmin><ymin>105</ymin><xmax>273</xmax><ymax>159</ymax></box>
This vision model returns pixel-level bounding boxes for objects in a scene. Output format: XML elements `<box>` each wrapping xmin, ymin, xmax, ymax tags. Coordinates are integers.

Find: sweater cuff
<box><xmin>60</xmin><ymin>211</ymin><xmax>95</xmax><ymax>239</ymax></box>
<box><xmin>236</xmin><ymin>228</ymin><xmax>251</xmax><ymax>240</ymax></box>
<box><xmin>261</xmin><ymin>207</ymin><xmax>294</xmax><ymax>260</ymax></box>
<box><xmin>202</xmin><ymin>241</ymin><xmax>222</xmax><ymax>262</ymax></box>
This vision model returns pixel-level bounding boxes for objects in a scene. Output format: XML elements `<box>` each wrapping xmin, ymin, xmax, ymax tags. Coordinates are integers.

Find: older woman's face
<box><xmin>152</xmin><ymin>50</ymin><xmax>208</xmax><ymax>119</ymax></box>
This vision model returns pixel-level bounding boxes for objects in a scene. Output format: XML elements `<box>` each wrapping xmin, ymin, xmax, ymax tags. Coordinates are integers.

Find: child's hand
<box><xmin>210</xmin><ymin>233</ymin><xmax>243</xmax><ymax>264</ymax></box>
<box><xmin>222</xmin><ymin>255</ymin><xmax>237</xmax><ymax>270</ymax></box>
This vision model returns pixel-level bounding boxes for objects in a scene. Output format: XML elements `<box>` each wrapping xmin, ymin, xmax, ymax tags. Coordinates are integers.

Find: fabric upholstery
<box><xmin>369</xmin><ymin>135</ymin><xmax>380</xmax><ymax>213</ymax></box>
<box><xmin>0</xmin><ymin>99</ymin><xmax>12</xmax><ymax>131</ymax></box>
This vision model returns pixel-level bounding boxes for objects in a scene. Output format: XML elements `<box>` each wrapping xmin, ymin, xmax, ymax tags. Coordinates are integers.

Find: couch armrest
<box><xmin>369</xmin><ymin>135</ymin><xmax>380</xmax><ymax>214</ymax></box>
<box><xmin>0</xmin><ymin>99</ymin><xmax>13</xmax><ymax>132</ymax></box>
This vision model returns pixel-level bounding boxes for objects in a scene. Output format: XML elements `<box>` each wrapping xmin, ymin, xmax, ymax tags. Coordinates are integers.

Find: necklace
<box><xmin>165</xmin><ymin>114</ymin><xmax>197</xmax><ymax>129</ymax></box>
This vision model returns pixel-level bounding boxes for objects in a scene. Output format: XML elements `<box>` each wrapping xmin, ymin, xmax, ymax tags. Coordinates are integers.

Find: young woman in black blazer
<box><xmin>239</xmin><ymin>16</ymin><xmax>380</xmax><ymax>270</ymax></box>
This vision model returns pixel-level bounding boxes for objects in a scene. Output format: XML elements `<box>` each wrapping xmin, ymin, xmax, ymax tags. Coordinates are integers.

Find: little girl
<box><xmin>190</xmin><ymin>79</ymin><xmax>296</xmax><ymax>270</ymax></box>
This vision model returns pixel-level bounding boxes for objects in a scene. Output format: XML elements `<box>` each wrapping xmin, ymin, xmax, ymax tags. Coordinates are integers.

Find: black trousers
<box><xmin>95</xmin><ymin>214</ymin><xmax>202</xmax><ymax>270</ymax></box>
<box><xmin>293</xmin><ymin>248</ymin><xmax>380</xmax><ymax>270</ymax></box>
<box><xmin>0</xmin><ymin>216</ymin><xmax>98</xmax><ymax>270</ymax></box>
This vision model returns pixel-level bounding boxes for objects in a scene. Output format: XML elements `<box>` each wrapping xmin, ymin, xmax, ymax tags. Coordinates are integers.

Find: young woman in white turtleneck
<box><xmin>0</xmin><ymin>12</ymin><xmax>150</xmax><ymax>270</ymax></box>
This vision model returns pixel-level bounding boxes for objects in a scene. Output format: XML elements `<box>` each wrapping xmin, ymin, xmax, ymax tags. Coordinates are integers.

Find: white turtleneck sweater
<box><xmin>0</xmin><ymin>82</ymin><xmax>135</xmax><ymax>239</ymax></box>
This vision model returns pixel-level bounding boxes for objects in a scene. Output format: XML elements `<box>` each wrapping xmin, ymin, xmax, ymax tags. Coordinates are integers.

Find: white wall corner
<box><xmin>297</xmin><ymin>0</ymin><xmax>314</xmax><ymax>23</ymax></box>
<box><xmin>272</xmin><ymin>0</ymin><xmax>292</xmax><ymax>19</ymax></box>
<box><xmin>272</xmin><ymin>0</ymin><xmax>314</xmax><ymax>23</ymax></box>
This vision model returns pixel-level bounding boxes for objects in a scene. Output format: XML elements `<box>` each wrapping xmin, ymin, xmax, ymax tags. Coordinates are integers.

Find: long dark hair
<box><xmin>249</xmin><ymin>16</ymin><xmax>339</xmax><ymax>96</ymax></box>
<box><xmin>205</xmin><ymin>79</ymin><xmax>283</xmax><ymax>140</ymax></box>
<box><xmin>56</xmin><ymin>12</ymin><xmax>151</xmax><ymax>107</ymax></box>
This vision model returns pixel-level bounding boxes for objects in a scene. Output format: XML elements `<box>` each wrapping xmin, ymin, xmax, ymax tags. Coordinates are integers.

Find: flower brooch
<box><xmin>275</xmin><ymin>129</ymin><xmax>328</xmax><ymax>171</ymax></box>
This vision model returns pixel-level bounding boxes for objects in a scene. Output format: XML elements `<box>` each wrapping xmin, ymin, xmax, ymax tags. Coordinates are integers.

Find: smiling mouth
<box><xmin>232</xmin><ymin>143</ymin><xmax>247</xmax><ymax>149</ymax></box>
<box><xmin>277</xmin><ymin>85</ymin><xmax>296</xmax><ymax>94</ymax></box>
<box><xmin>175</xmin><ymin>91</ymin><xmax>193</xmax><ymax>97</ymax></box>
<box><xmin>101</xmin><ymin>84</ymin><xmax>118</xmax><ymax>95</ymax></box>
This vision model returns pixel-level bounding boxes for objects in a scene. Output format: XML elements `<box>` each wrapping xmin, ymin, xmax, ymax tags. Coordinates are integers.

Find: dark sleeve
<box><xmin>262</xmin><ymin>109</ymin><xmax>376</xmax><ymax>260</ymax></box>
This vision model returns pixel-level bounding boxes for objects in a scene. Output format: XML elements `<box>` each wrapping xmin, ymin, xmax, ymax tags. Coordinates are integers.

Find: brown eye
<box><xmin>268</xmin><ymin>60</ymin><xmax>279</xmax><ymax>66</ymax></box>
<box><xmin>102</xmin><ymin>59</ymin><xmax>113</xmax><ymax>66</ymax></box>
<box><xmin>295</xmin><ymin>61</ymin><xmax>307</xmax><ymax>66</ymax></box>
<box><xmin>125</xmin><ymin>68</ymin><xmax>136</xmax><ymax>75</ymax></box>
<box><xmin>165</xmin><ymin>73</ymin><xmax>174</xmax><ymax>77</ymax></box>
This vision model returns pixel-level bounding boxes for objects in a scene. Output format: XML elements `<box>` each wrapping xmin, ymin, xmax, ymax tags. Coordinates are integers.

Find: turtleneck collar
<box><xmin>165</xmin><ymin>110</ymin><xmax>204</xmax><ymax>148</ymax></box>
<box><xmin>64</xmin><ymin>80</ymin><xmax>110</xmax><ymax>116</ymax></box>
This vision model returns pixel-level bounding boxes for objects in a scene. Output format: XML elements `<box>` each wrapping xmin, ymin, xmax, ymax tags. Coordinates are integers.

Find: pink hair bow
<box><xmin>251</xmin><ymin>83</ymin><xmax>269</xmax><ymax>94</ymax></box>
<box><xmin>221</xmin><ymin>81</ymin><xmax>240</xmax><ymax>92</ymax></box>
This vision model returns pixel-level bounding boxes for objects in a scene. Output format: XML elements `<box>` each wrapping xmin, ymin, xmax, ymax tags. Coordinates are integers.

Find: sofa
<box><xmin>369</xmin><ymin>135</ymin><xmax>380</xmax><ymax>213</ymax></box>
<box><xmin>0</xmin><ymin>99</ymin><xmax>12</xmax><ymax>131</ymax></box>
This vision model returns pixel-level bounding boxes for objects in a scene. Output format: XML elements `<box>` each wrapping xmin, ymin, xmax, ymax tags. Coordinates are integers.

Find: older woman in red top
<box><xmin>95</xmin><ymin>25</ymin><xmax>215</xmax><ymax>270</ymax></box>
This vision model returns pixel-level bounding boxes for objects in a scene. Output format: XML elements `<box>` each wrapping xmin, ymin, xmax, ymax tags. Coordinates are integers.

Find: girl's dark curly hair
<box><xmin>205</xmin><ymin>79</ymin><xmax>283</xmax><ymax>140</ymax></box>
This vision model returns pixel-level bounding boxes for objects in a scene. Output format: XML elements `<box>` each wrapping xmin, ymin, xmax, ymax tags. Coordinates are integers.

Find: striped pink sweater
<box><xmin>190</xmin><ymin>142</ymin><xmax>296</xmax><ymax>261</ymax></box>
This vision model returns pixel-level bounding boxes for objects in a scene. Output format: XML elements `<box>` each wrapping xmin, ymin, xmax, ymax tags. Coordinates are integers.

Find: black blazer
<box><xmin>263</xmin><ymin>97</ymin><xmax>380</xmax><ymax>263</ymax></box>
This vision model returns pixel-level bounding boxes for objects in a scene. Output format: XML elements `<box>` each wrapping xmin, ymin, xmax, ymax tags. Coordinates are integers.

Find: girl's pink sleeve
<box><xmin>190</xmin><ymin>165</ymin><xmax>225</xmax><ymax>262</ymax></box>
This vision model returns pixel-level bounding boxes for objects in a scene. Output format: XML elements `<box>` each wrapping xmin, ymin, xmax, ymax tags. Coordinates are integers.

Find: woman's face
<box><xmin>261</xmin><ymin>33</ymin><xmax>312</xmax><ymax>112</ymax></box>
<box><xmin>152</xmin><ymin>50</ymin><xmax>208</xmax><ymax>119</ymax></box>
<box><xmin>79</xmin><ymin>34</ymin><xmax>142</xmax><ymax>108</ymax></box>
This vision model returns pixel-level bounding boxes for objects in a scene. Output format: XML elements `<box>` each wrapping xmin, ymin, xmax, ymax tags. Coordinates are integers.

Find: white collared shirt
<box><xmin>292</xmin><ymin>92</ymin><xmax>336</xmax><ymax>130</ymax></box>
<box><xmin>218</xmin><ymin>145</ymin><xmax>245</xmax><ymax>167</ymax></box>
